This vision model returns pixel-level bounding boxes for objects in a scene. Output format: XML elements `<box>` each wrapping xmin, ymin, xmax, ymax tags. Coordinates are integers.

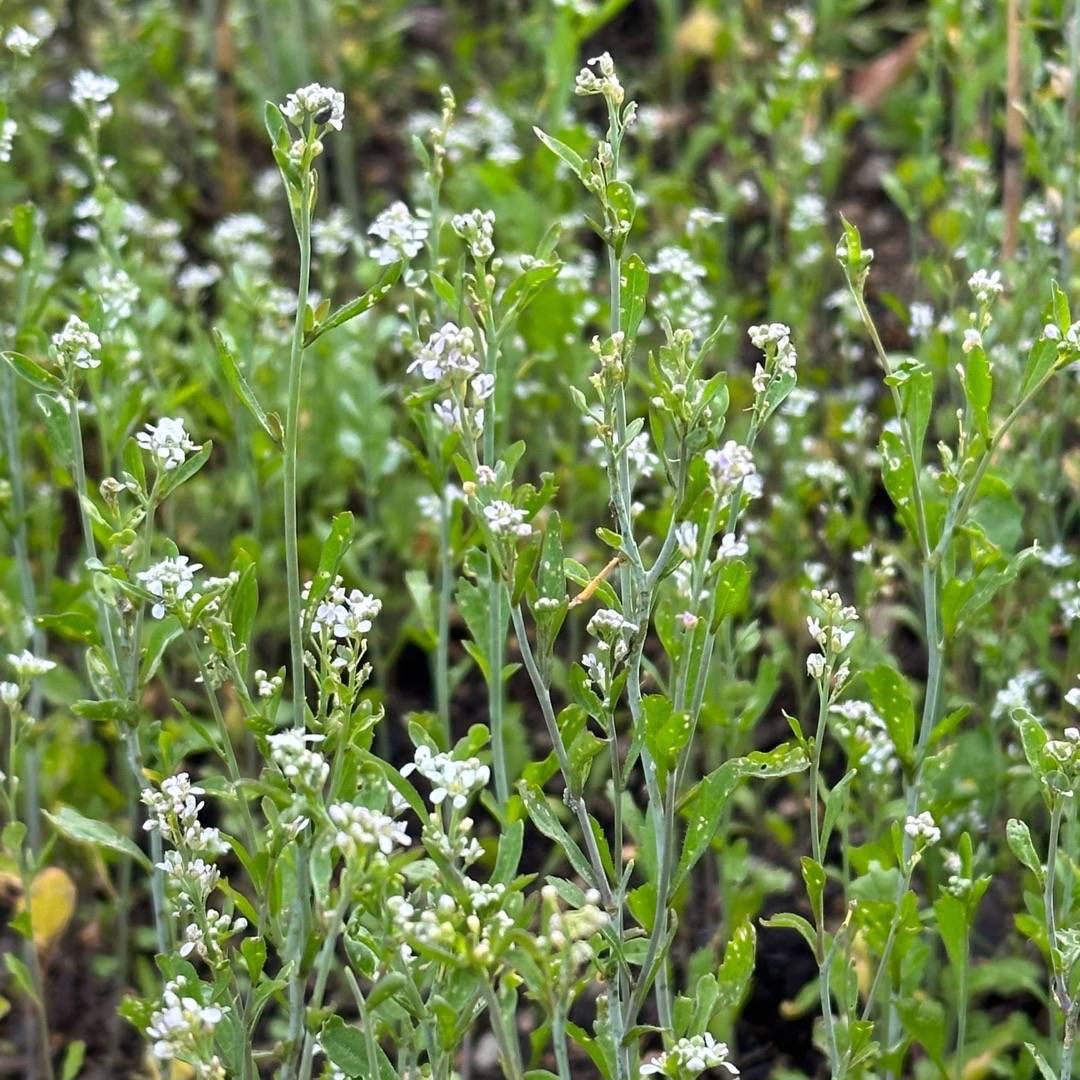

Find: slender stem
<box><xmin>808</xmin><ymin>684</ymin><xmax>841</xmax><ymax>1073</ymax></box>
<box><xmin>297</xmin><ymin>879</ymin><xmax>352</xmax><ymax>1080</ymax></box>
<box><xmin>436</xmin><ymin>489</ymin><xmax>452</xmax><ymax>741</ymax></box>
<box><xmin>954</xmin><ymin>930</ymin><xmax>969</xmax><ymax>1080</ymax></box>
<box><xmin>282</xmin><ymin>166</ymin><xmax>313</xmax><ymax>1080</ymax></box>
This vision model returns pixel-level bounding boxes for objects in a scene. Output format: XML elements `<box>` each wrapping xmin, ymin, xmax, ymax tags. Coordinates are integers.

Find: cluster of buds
<box><xmin>805</xmin><ymin>589</ymin><xmax>859</xmax><ymax>693</ymax></box>
<box><xmin>748</xmin><ymin>322</ymin><xmax>798</xmax><ymax>402</ymax></box>
<box><xmin>279</xmin><ymin>82</ymin><xmax>344</xmax><ymax>165</ymax></box>
<box><xmin>451</xmin><ymin>208</ymin><xmax>495</xmax><ymax>262</ymax></box>
<box><xmin>328</xmin><ymin>801</ymin><xmax>411</xmax><ymax>859</ymax></box>
<box><xmin>583</xmin><ymin>607</ymin><xmax>638</xmax><ymax>700</ymax></box>
<box><xmin>537</xmin><ymin>885</ymin><xmax>608</xmax><ymax>983</ymax></box>
<box><xmin>178</xmin><ymin>908</ymin><xmax>248</xmax><ymax>964</ymax></box>
<box><xmin>142</xmin><ymin>773</ymin><xmax>227</xmax><ymax>857</ymax></box>
<box><xmin>904</xmin><ymin>811</ymin><xmax>942</xmax><ymax>849</ymax></box>
<box><xmin>961</xmin><ymin>267</ymin><xmax>1004</xmax><ymax>355</ymax></box>
<box><xmin>51</xmin><ymin>315</ymin><xmax>101</xmax><ymax>374</ymax></box>
<box><xmin>574</xmin><ymin>52</ymin><xmax>625</xmax><ymax>105</ymax></box>
<box><xmin>268</xmin><ymin>728</ymin><xmax>329</xmax><ymax>793</ymax></box>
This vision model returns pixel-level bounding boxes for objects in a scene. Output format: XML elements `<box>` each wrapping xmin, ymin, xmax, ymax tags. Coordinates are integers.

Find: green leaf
<box><xmin>45</xmin><ymin>807</ymin><xmax>151</xmax><ymax>869</ymax></box>
<box><xmin>643</xmin><ymin>695</ymin><xmax>691</xmax><ymax>778</ymax></box>
<box><xmin>714</xmin><ymin>917</ymin><xmax>756</xmax><ymax>1014</ymax></box>
<box><xmin>517</xmin><ymin>781</ymin><xmax>596</xmax><ymax>886</ymax></box>
<box><xmin>1006</xmin><ymin>818</ymin><xmax>1044</xmax><ymax>883</ymax></box>
<box><xmin>2</xmin><ymin>351</ymin><xmax>61</xmax><ymax>394</ymax></box>
<box><xmin>711</xmin><ymin>560</ymin><xmax>750</xmax><ymax>628</ymax></box>
<box><xmin>889</xmin><ymin>356</ymin><xmax>932</xmax><ymax>463</ymax></box>
<box><xmin>305</xmin><ymin>260</ymin><xmax>403</xmax><ymax>346</ymax></box>
<box><xmin>304</xmin><ymin>511</ymin><xmax>355</xmax><ymax>618</ymax></box>
<box><xmin>1025</xmin><ymin>1043</ymin><xmax>1059</xmax><ymax>1080</ymax></box>
<box><xmin>878</xmin><ymin>429</ymin><xmax>919</xmax><ymax>543</ymax></box>
<box><xmin>213</xmin><ymin>328</ymin><xmax>282</xmax><ymax>449</ymax></box>
<box><xmin>1019</xmin><ymin>334</ymin><xmax>1058</xmax><ymax>399</ymax></box>
<box><xmin>963</xmin><ymin>344</ymin><xmax>992</xmax><ymax>440</ymax></box>
<box><xmin>863</xmin><ymin>665</ymin><xmax>915</xmax><ymax>767</ymax></box>
<box><xmin>760</xmin><ymin>912</ymin><xmax>816</xmax><ymax>954</ymax></box>
<box><xmin>619</xmin><ymin>254</ymin><xmax>648</xmax><ymax>342</ymax></box>
<box><xmin>933</xmin><ymin>892</ymin><xmax>968</xmax><ymax>978</ymax></box>
<box><xmin>533</xmin><ymin>126</ymin><xmax>585</xmax><ymax>178</ymax></box>
<box><xmin>492</xmin><ymin>820</ymin><xmax>524</xmax><ymax>884</ymax></box>
<box><xmin>3</xmin><ymin>953</ymin><xmax>39</xmax><ymax>1007</ymax></box>
<box><xmin>60</xmin><ymin>1040</ymin><xmax>86</xmax><ymax>1080</ymax></box>
<box><xmin>36</xmin><ymin>394</ymin><xmax>75</xmax><ymax>469</ymax></box>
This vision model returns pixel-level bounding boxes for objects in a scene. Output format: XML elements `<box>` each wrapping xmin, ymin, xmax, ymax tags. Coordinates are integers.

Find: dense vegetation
<box><xmin>3</xmin><ymin>3</ymin><xmax>1080</xmax><ymax>1079</ymax></box>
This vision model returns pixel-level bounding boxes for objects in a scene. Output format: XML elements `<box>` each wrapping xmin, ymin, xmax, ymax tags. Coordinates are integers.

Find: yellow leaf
<box><xmin>29</xmin><ymin>867</ymin><xmax>76</xmax><ymax>952</ymax></box>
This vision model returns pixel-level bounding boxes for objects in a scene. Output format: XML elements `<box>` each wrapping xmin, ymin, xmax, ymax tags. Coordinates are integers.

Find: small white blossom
<box><xmin>640</xmin><ymin>1033</ymin><xmax>739</xmax><ymax>1077</ymax></box>
<box><xmin>483</xmin><ymin>500</ymin><xmax>531</xmax><ymax>539</ymax></box>
<box><xmin>402</xmin><ymin>744</ymin><xmax>490</xmax><ymax>809</ymax></box>
<box><xmin>52</xmin><ymin>316</ymin><xmax>101</xmax><ymax>373</ymax></box>
<box><xmin>904</xmin><ymin>811</ymin><xmax>941</xmax><ymax>846</ymax></box>
<box><xmin>280</xmin><ymin>83</ymin><xmax>345</xmax><ymax>131</ymax></box>
<box><xmin>329</xmin><ymin>802</ymin><xmax>411</xmax><ymax>856</ymax></box>
<box><xmin>5</xmin><ymin>26</ymin><xmax>41</xmax><ymax>56</ymax></box>
<box><xmin>137</xmin><ymin>417</ymin><xmax>199</xmax><ymax>471</ymax></box>
<box><xmin>137</xmin><ymin>556</ymin><xmax>202</xmax><ymax>619</ymax></box>
<box><xmin>7</xmin><ymin>650</ymin><xmax>56</xmax><ymax>679</ymax></box>
<box><xmin>368</xmin><ymin>201</ymin><xmax>428</xmax><ymax>264</ymax></box>
<box><xmin>70</xmin><ymin>70</ymin><xmax>119</xmax><ymax>121</ymax></box>
<box><xmin>968</xmin><ymin>268</ymin><xmax>1004</xmax><ymax>304</ymax></box>
<box><xmin>0</xmin><ymin>118</ymin><xmax>16</xmax><ymax>163</ymax></box>
<box><xmin>452</xmin><ymin>209</ymin><xmax>495</xmax><ymax>261</ymax></box>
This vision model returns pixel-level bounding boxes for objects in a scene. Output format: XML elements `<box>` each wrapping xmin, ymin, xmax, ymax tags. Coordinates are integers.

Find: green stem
<box><xmin>282</xmin><ymin>166</ymin><xmax>313</xmax><ymax>1080</ymax></box>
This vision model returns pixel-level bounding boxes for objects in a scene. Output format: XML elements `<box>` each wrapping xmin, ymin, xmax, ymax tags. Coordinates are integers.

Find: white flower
<box><xmin>675</xmin><ymin>522</ymin><xmax>698</xmax><ymax>559</ymax></box>
<box><xmin>704</xmin><ymin>441</ymin><xmax>762</xmax><ymax>498</ymax></box>
<box><xmin>408</xmin><ymin>322</ymin><xmax>479</xmax><ymax>382</ymax></box>
<box><xmin>1067</xmin><ymin>677</ymin><xmax>1080</xmax><ymax>711</ymax></box>
<box><xmin>48</xmin><ymin>315</ymin><xmax>98</xmax><ymax>370</ymax></box>
<box><xmin>368</xmin><ymin>201</ymin><xmax>428</xmax><ymax>264</ymax></box>
<box><xmin>806</xmin><ymin>653</ymin><xmax>826</xmax><ymax>680</ymax></box>
<box><xmin>137</xmin><ymin>556</ymin><xmax>202</xmax><ymax>619</ymax></box>
<box><xmin>5</xmin><ymin>26</ymin><xmax>41</xmax><ymax>56</ymax></box>
<box><xmin>1</xmin><ymin>682</ymin><xmax>22</xmax><ymax>707</ymax></box>
<box><xmin>137</xmin><ymin>417</ymin><xmax>199</xmax><ymax>471</ymax></box>
<box><xmin>329</xmin><ymin>802</ymin><xmax>411</xmax><ymax>856</ymax></box>
<box><xmin>0</xmin><ymin>118</ymin><xmax>17</xmax><ymax>164</ymax></box>
<box><xmin>402</xmin><ymin>744</ymin><xmax>490</xmax><ymax>810</ymax></box>
<box><xmin>904</xmin><ymin>811</ymin><xmax>941</xmax><ymax>846</ymax></box>
<box><xmin>312</xmin><ymin>207</ymin><xmax>357</xmax><ymax>258</ymax></box>
<box><xmin>968</xmin><ymin>268</ymin><xmax>1004</xmax><ymax>304</ymax></box>
<box><xmin>280</xmin><ymin>83</ymin><xmax>345</xmax><ymax>131</ymax></box>
<box><xmin>909</xmin><ymin>301</ymin><xmax>935</xmax><ymax>340</ymax></box>
<box><xmin>147</xmin><ymin>978</ymin><xmax>228</xmax><ymax>1063</ymax></box>
<box><xmin>716</xmin><ymin>533</ymin><xmax>748</xmax><ymax>560</ymax></box>
<box><xmin>640</xmin><ymin>1033</ymin><xmax>738</xmax><ymax>1077</ymax></box>
<box><xmin>483</xmin><ymin>500</ymin><xmax>531</xmax><ymax>539</ymax></box>
<box><xmin>308</xmin><ymin>577</ymin><xmax>382</xmax><ymax>639</ymax></box>
<box><xmin>176</xmin><ymin>263</ymin><xmax>222</xmax><ymax>294</ymax></box>
<box><xmin>70</xmin><ymin>70</ymin><xmax>119</xmax><ymax>121</ymax></box>
<box><xmin>962</xmin><ymin>328</ymin><xmax>983</xmax><ymax>354</ymax></box>
<box><xmin>7</xmin><ymin>650</ymin><xmax>56</xmax><ymax>678</ymax></box>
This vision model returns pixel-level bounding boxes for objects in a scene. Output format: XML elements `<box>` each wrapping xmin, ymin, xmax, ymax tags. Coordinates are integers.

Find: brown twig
<box><xmin>568</xmin><ymin>555</ymin><xmax>623</xmax><ymax>609</ymax></box>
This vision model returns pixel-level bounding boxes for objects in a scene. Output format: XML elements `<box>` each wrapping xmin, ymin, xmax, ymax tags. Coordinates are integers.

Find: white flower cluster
<box><xmin>147</xmin><ymin>977</ymin><xmax>227</xmax><ymax>1075</ymax></box>
<box><xmin>968</xmin><ymin>268</ymin><xmax>1004</xmax><ymax>304</ymax></box>
<box><xmin>176</xmin><ymin>263</ymin><xmax>222</xmax><ymax>295</ymax></box>
<box><xmin>650</xmin><ymin>247</ymin><xmax>714</xmax><ymax>343</ymax></box>
<box><xmin>51</xmin><ymin>316</ymin><xmax>101</xmax><ymax>371</ymax></box>
<box><xmin>142</xmin><ymin>773</ymin><xmax>228</xmax><ymax>857</ymax></box>
<box><xmin>254</xmin><ymin>668</ymin><xmax>283</xmax><ymax>698</ymax></box>
<box><xmin>280</xmin><ymin>82</ymin><xmax>345</xmax><ymax>131</ymax></box>
<box><xmin>748</xmin><ymin>322</ymin><xmax>798</xmax><ymax>393</ymax></box>
<box><xmin>1052</xmin><ymin>581</ymin><xmax>1080</xmax><ymax>625</ymax></box>
<box><xmin>640</xmin><ymin>1033</ymin><xmax>739</xmax><ymax>1077</ymax></box>
<box><xmin>402</xmin><ymin>744</ymin><xmax>490</xmax><ymax>810</ymax></box>
<box><xmin>70</xmin><ymin>70</ymin><xmax>119</xmax><ymax>122</ymax></box>
<box><xmin>574</xmin><ymin>52</ymin><xmax>625</xmax><ymax>105</ymax></box>
<box><xmin>409</xmin><ymin>322</ymin><xmax>479</xmax><ymax>382</ymax></box>
<box><xmin>268</xmin><ymin>728</ymin><xmax>329</xmax><ymax>791</ymax></box>
<box><xmin>583</xmin><ymin>608</ymin><xmax>638</xmax><ymax>695</ymax></box>
<box><xmin>312</xmin><ymin>206</ymin><xmax>358</xmax><ymax>259</ymax></box>
<box><xmin>306</xmin><ymin>576</ymin><xmax>382</xmax><ymax>640</ymax></box>
<box><xmin>179</xmin><ymin>908</ymin><xmax>248</xmax><ymax>962</ymax></box>
<box><xmin>992</xmin><ymin>670</ymin><xmax>1043</xmax><ymax>721</ymax></box>
<box><xmin>0</xmin><ymin>118</ymin><xmax>15</xmax><ymax>163</ymax></box>
<box><xmin>407</xmin><ymin>96</ymin><xmax>521</xmax><ymax>166</ymax></box>
<box><xmin>137</xmin><ymin>555</ymin><xmax>202</xmax><ymax>620</ymax></box>
<box><xmin>6</xmin><ymin>25</ymin><xmax>42</xmax><ymax>56</ymax></box>
<box><xmin>452</xmin><ymin>208</ymin><xmax>495</xmax><ymax>261</ymax></box>
<box><xmin>137</xmin><ymin>417</ymin><xmax>199</xmax><ymax>472</ymax></box>
<box><xmin>7</xmin><ymin>650</ymin><xmax>56</xmax><ymax>680</ymax></box>
<box><xmin>482</xmin><ymin>500</ymin><xmax>531</xmax><ymax>539</ymax></box>
<box><xmin>704</xmin><ymin>441</ymin><xmax>762</xmax><ymax>499</ymax></box>
<box><xmin>328</xmin><ymin>802</ymin><xmax>411</xmax><ymax>857</ymax></box>
<box><xmin>805</xmin><ymin>589</ymin><xmax>859</xmax><ymax>684</ymax></box>
<box><xmin>368</xmin><ymin>201</ymin><xmax>428</xmax><ymax>264</ymax></box>
<box><xmin>211</xmin><ymin>213</ymin><xmax>273</xmax><ymax>272</ymax></box>
<box><xmin>904</xmin><ymin>811</ymin><xmax>941</xmax><ymax>847</ymax></box>
<box><xmin>93</xmin><ymin>266</ymin><xmax>140</xmax><ymax>325</ymax></box>
<box><xmin>830</xmin><ymin>699</ymin><xmax>895</xmax><ymax>780</ymax></box>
